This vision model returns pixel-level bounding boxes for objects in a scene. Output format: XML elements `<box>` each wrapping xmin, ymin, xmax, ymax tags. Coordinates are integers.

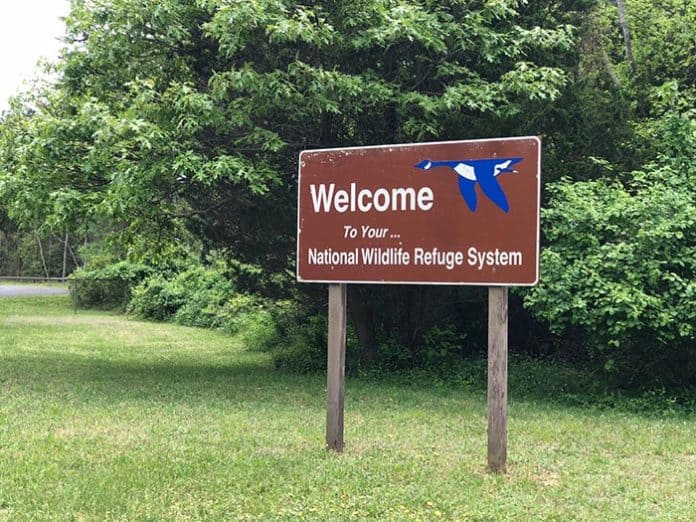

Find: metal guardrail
<box><xmin>0</xmin><ymin>276</ymin><xmax>70</xmax><ymax>282</ymax></box>
<box><xmin>0</xmin><ymin>276</ymin><xmax>128</xmax><ymax>315</ymax></box>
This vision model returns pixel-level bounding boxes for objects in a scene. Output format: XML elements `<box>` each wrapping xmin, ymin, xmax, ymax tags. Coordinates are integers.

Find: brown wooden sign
<box><xmin>297</xmin><ymin>137</ymin><xmax>540</xmax><ymax>285</ymax></box>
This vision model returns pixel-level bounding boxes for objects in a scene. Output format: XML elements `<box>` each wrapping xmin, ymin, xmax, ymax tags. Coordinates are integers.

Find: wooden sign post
<box><xmin>297</xmin><ymin>137</ymin><xmax>539</xmax><ymax>467</ymax></box>
<box><xmin>487</xmin><ymin>286</ymin><xmax>508</xmax><ymax>472</ymax></box>
<box><xmin>326</xmin><ymin>283</ymin><xmax>347</xmax><ymax>452</ymax></box>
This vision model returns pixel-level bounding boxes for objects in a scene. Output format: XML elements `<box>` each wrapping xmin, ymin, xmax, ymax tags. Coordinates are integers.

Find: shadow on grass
<box><xmin>355</xmin><ymin>355</ymin><xmax>696</xmax><ymax>418</ymax></box>
<box><xmin>0</xmin><ymin>350</ymin><xmax>327</xmax><ymax>409</ymax></box>
<box><xmin>2</xmin><ymin>348</ymin><xmax>694</xmax><ymax>419</ymax></box>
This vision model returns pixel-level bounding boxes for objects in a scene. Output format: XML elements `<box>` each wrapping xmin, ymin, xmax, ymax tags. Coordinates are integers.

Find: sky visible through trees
<box><xmin>0</xmin><ymin>1</ymin><xmax>70</xmax><ymax>113</ymax></box>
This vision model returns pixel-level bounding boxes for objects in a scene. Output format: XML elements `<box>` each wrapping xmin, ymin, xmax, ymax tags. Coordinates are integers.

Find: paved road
<box><xmin>0</xmin><ymin>285</ymin><xmax>69</xmax><ymax>297</ymax></box>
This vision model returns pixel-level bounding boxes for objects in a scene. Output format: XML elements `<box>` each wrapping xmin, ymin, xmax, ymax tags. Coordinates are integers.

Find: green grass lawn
<box><xmin>0</xmin><ymin>295</ymin><xmax>694</xmax><ymax>521</ymax></box>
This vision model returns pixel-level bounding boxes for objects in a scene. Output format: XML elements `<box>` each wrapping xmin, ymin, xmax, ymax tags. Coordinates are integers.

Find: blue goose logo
<box><xmin>415</xmin><ymin>157</ymin><xmax>523</xmax><ymax>213</ymax></box>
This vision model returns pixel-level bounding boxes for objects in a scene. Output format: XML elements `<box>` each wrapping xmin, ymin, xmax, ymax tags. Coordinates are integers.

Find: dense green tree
<box><xmin>2</xmin><ymin>0</ymin><xmax>691</xmax><ymax>381</ymax></box>
<box><xmin>525</xmin><ymin>126</ymin><xmax>695</xmax><ymax>385</ymax></box>
<box><xmin>0</xmin><ymin>0</ymin><xmax>582</xmax><ymax>359</ymax></box>
<box><xmin>523</xmin><ymin>0</ymin><xmax>696</xmax><ymax>385</ymax></box>
<box><xmin>2</xmin><ymin>0</ymin><xmax>577</xmax><ymax>253</ymax></box>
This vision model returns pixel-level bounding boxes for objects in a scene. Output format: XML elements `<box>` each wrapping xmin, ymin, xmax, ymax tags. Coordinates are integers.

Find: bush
<box><xmin>419</xmin><ymin>325</ymin><xmax>468</xmax><ymax>370</ymax></box>
<box><xmin>266</xmin><ymin>304</ymin><xmax>473</xmax><ymax>376</ymax></box>
<box><xmin>127</xmin><ymin>263</ymin><xmax>283</xmax><ymax>350</ymax></box>
<box><xmin>127</xmin><ymin>275</ymin><xmax>188</xmax><ymax>321</ymax></box>
<box><xmin>271</xmin><ymin>313</ymin><xmax>331</xmax><ymax>373</ymax></box>
<box><xmin>270</xmin><ymin>301</ymin><xmax>368</xmax><ymax>374</ymax></box>
<box><xmin>128</xmin><ymin>264</ymin><xmax>234</xmax><ymax>324</ymax></box>
<box><xmin>70</xmin><ymin>261</ymin><xmax>153</xmax><ymax>309</ymax></box>
<box><xmin>216</xmin><ymin>294</ymin><xmax>278</xmax><ymax>349</ymax></box>
<box><xmin>524</xmin><ymin>162</ymin><xmax>695</xmax><ymax>386</ymax></box>
<box><xmin>172</xmin><ymin>266</ymin><xmax>236</xmax><ymax>328</ymax></box>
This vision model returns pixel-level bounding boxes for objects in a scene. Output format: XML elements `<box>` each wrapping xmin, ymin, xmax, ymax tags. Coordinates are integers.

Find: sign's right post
<box><xmin>487</xmin><ymin>286</ymin><xmax>508</xmax><ymax>472</ymax></box>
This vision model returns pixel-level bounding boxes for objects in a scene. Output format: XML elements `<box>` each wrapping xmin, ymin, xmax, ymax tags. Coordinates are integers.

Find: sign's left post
<box><xmin>326</xmin><ymin>283</ymin><xmax>347</xmax><ymax>452</ymax></box>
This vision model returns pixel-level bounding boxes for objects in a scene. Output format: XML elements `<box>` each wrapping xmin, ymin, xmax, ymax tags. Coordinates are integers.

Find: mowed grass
<box><xmin>0</xmin><ymin>296</ymin><xmax>694</xmax><ymax>521</ymax></box>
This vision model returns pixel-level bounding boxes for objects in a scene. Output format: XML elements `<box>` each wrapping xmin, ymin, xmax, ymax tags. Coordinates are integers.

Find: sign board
<box><xmin>297</xmin><ymin>136</ymin><xmax>540</xmax><ymax>285</ymax></box>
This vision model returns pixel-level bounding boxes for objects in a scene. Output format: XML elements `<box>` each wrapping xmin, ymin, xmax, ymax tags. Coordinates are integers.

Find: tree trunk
<box><xmin>347</xmin><ymin>285</ymin><xmax>378</xmax><ymax>367</ymax></box>
<box><xmin>600</xmin><ymin>47</ymin><xmax>622</xmax><ymax>89</ymax></box>
<box><xmin>615</xmin><ymin>0</ymin><xmax>637</xmax><ymax>80</ymax></box>
<box><xmin>399</xmin><ymin>286</ymin><xmax>425</xmax><ymax>362</ymax></box>
<box><xmin>37</xmin><ymin>235</ymin><xmax>49</xmax><ymax>278</ymax></box>
<box><xmin>62</xmin><ymin>233</ymin><xmax>69</xmax><ymax>279</ymax></box>
<box><xmin>16</xmin><ymin>240</ymin><xmax>21</xmax><ymax>277</ymax></box>
<box><xmin>68</xmin><ymin>241</ymin><xmax>80</xmax><ymax>269</ymax></box>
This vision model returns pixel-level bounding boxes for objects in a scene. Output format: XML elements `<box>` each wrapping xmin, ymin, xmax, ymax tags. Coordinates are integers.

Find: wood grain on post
<box><xmin>487</xmin><ymin>286</ymin><xmax>508</xmax><ymax>472</ymax></box>
<box><xmin>326</xmin><ymin>283</ymin><xmax>347</xmax><ymax>452</ymax></box>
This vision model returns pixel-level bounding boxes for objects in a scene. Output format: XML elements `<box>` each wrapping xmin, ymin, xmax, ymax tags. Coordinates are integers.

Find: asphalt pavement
<box><xmin>0</xmin><ymin>284</ymin><xmax>69</xmax><ymax>297</ymax></box>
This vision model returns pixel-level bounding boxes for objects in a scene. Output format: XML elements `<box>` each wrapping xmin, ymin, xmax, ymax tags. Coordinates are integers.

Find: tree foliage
<box><xmin>525</xmin><ymin>150</ymin><xmax>695</xmax><ymax>384</ymax></box>
<box><xmin>1</xmin><ymin>0</ymin><xmax>576</xmax><ymax>269</ymax></box>
<box><xmin>0</xmin><ymin>0</ymin><xmax>694</xmax><ymax>384</ymax></box>
<box><xmin>523</xmin><ymin>0</ymin><xmax>696</xmax><ymax>385</ymax></box>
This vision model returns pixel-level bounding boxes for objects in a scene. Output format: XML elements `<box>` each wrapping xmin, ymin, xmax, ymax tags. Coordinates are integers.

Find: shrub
<box><xmin>267</xmin><ymin>310</ymin><xmax>368</xmax><ymax>375</ymax></box>
<box><xmin>271</xmin><ymin>313</ymin><xmax>330</xmax><ymax>373</ymax></box>
<box><xmin>70</xmin><ymin>261</ymin><xmax>153</xmax><ymax>309</ymax></box>
<box><xmin>216</xmin><ymin>294</ymin><xmax>278</xmax><ymax>349</ymax></box>
<box><xmin>419</xmin><ymin>325</ymin><xmax>468</xmax><ymax>370</ymax></box>
<box><xmin>266</xmin><ymin>309</ymin><xmax>473</xmax><ymax>376</ymax></box>
<box><xmin>127</xmin><ymin>265</ymin><xmax>313</xmax><ymax>357</ymax></box>
<box><xmin>172</xmin><ymin>266</ymin><xmax>236</xmax><ymax>328</ymax></box>
<box><xmin>128</xmin><ymin>264</ymin><xmax>234</xmax><ymax>324</ymax></box>
<box><xmin>127</xmin><ymin>275</ymin><xmax>188</xmax><ymax>321</ymax></box>
<box><xmin>524</xmin><ymin>163</ymin><xmax>695</xmax><ymax>386</ymax></box>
